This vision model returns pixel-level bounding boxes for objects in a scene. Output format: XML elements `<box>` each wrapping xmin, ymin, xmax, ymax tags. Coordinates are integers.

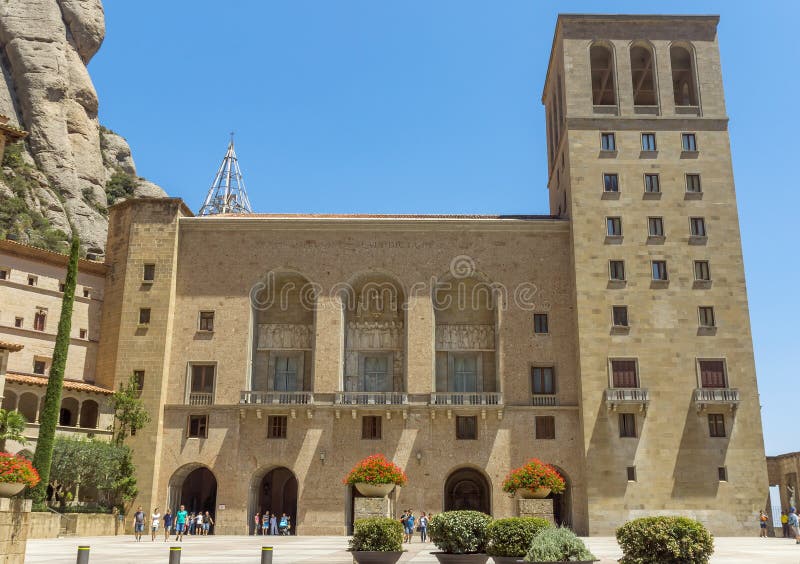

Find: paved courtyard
<box><xmin>23</xmin><ymin>535</ymin><xmax>800</xmax><ymax>563</ymax></box>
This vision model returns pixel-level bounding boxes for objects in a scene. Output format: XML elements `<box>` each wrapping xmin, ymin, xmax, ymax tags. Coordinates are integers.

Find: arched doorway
<box><xmin>168</xmin><ymin>464</ymin><xmax>218</xmax><ymax>526</ymax></box>
<box><xmin>548</xmin><ymin>466</ymin><xmax>572</xmax><ymax>528</ymax></box>
<box><xmin>444</xmin><ymin>467</ymin><xmax>491</xmax><ymax>515</ymax></box>
<box><xmin>249</xmin><ymin>467</ymin><xmax>298</xmax><ymax>535</ymax></box>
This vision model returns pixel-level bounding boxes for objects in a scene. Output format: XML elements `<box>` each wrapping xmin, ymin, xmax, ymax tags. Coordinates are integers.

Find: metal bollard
<box><xmin>76</xmin><ymin>545</ymin><xmax>90</xmax><ymax>564</ymax></box>
<box><xmin>261</xmin><ymin>546</ymin><xmax>273</xmax><ymax>564</ymax></box>
<box><xmin>168</xmin><ymin>546</ymin><xmax>182</xmax><ymax>564</ymax></box>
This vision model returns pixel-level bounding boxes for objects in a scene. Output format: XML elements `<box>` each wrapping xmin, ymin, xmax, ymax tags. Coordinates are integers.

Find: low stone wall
<box><xmin>63</xmin><ymin>513</ymin><xmax>116</xmax><ymax>536</ymax></box>
<box><xmin>28</xmin><ymin>512</ymin><xmax>61</xmax><ymax>539</ymax></box>
<box><xmin>0</xmin><ymin>498</ymin><xmax>32</xmax><ymax>564</ymax></box>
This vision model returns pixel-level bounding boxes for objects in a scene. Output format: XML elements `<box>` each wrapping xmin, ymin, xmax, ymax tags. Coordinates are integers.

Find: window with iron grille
<box><xmin>682</xmin><ymin>133</ymin><xmax>697</xmax><ymax>151</ymax></box>
<box><xmin>199</xmin><ymin>311</ymin><xmax>215</xmax><ymax>331</ymax></box>
<box><xmin>143</xmin><ymin>263</ymin><xmax>155</xmax><ymax>282</ymax></box>
<box><xmin>694</xmin><ymin>261</ymin><xmax>711</xmax><ymax>281</ymax></box>
<box><xmin>607</xmin><ymin>217</ymin><xmax>622</xmax><ymax>237</ymax></box>
<box><xmin>456</xmin><ymin>416</ymin><xmax>477</xmax><ymax>440</ymax></box>
<box><xmin>533</xmin><ymin>313</ymin><xmax>549</xmax><ymax>334</ymax></box>
<box><xmin>601</xmin><ymin>132</ymin><xmax>616</xmax><ymax>151</ymax></box>
<box><xmin>686</xmin><ymin>174</ymin><xmax>702</xmax><ymax>193</ymax></box>
<box><xmin>651</xmin><ymin>261</ymin><xmax>668</xmax><ymax>281</ymax></box>
<box><xmin>139</xmin><ymin>308</ymin><xmax>151</xmax><ymax>324</ymax></box>
<box><xmin>603</xmin><ymin>173</ymin><xmax>619</xmax><ymax>192</ymax></box>
<box><xmin>641</xmin><ymin>133</ymin><xmax>657</xmax><ymax>151</ymax></box>
<box><xmin>619</xmin><ymin>413</ymin><xmax>637</xmax><ymax>438</ymax></box>
<box><xmin>611</xmin><ymin>360</ymin><xmax>638</xmax><ymax>388</ymax></box>
<box><xmin>708</xmin><ymin>414</ymin><xmax>726</xmax><ymax>438</ymax></box>
<box><xmin>612</xmin><ymin>306</ymin><xmax>629</xmax><ymax>327</ymax></box>
<box><xmin>644</xmin><ymin>173</ymin><xmax>660</xmax><ymax>193</ymax></box>
<box><xmin>609</xmin><ymin>260</ymin><xmax>625</xmax><ymax>281</ymax></box>
<box><xmin>268</xmin><ymin>415</ymin><xmax>288</xmax><ymax>439</ymax></box>
<box><xmin>690</xmin><ymin>217</ymin><xmax>706</xmax><ymax>237</ymax></box>
<box><xmin>648</xmin><ymin>217</ymin><xmax>664</xmax><ymax>237</ymax></box>
<box><xmin>362</xmin><ymin>416</ymin><xmax>382</xmax><ymax>440</ymax></box>
<box><xmin>535</xmin><ymin>416</ymin><xmax>555</xmax><ymax>440</ymax></box>
<box><xmin>699</xmin><ymin>306</ymin><xmax>715</xmax><ymax>328</ymax></box>
<box><xmin>532</xmin><ymin>367</ymin><xmax>555</xmax><ymax>395</ymax></box>
<box><xmin>187</xmin><ymin>415</ymin><xmax>208</xmax><ymax>438</ymax></box>
<box><xmin>699</xmin><ymin>360</ymin><xmax>726</xmax><ymax>388</ymax></box>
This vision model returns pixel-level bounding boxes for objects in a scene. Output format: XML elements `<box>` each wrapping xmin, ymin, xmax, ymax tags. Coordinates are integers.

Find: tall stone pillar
<box><xmin>313</xmin><ymin>295</ymin><xmax>344</xmax><ymax>393</ymax></box>
<box><xmin>405</xmin><ymin>295</ymin><xmax>434</xmax><ymax>395</ymax></box>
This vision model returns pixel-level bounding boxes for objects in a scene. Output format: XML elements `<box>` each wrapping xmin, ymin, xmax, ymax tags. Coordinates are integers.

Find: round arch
<box><xmin>17</xmin><ymin>393</ymin><xmax>38</xmax><ymax>423</ymax></box>
<box><xmin>79</xmin><ymin>399</ymin><xmax>99</xmax><ymax>429</ymax></box>
<box><xmin>167</xmin><ymin>463</ymin><xmax>218</xmax><ymax>519</ymax></box>
<box><xmin>443</xmin><ymin>466</ymin><xmax>492</xmax><ymax>515</ymax></box>
<box><xmin>59</xmin><ymin>397</ymin><xmax>79</xmax><ymax>427</ymax></box>
<box><xmin>548</xmin><ymin>465</ymin><xmax>573</xmax><ymax>528</ymax></box>
<box><xmin>1</xmin><ymin>390</ymin><xmax>17</xmax><ymax>411</ymax></box>
<box><xmin>588</xmin><ymin>40</ymin><xmax>618</xmax><ymax>107</ymax></box>
<box><xmin>248</xmin><ymin>466</ymin><xmax>299</xmax><ymax>535</ymax></box>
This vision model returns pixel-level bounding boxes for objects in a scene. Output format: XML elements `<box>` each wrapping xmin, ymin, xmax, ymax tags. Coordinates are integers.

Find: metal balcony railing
<box><xmin>240</xmin><ymin>391</ymin><xmax>314</xmax><ymax>405</ymax></box>
<box><xmin>334</xmin><ymin>392</ymin><xmax>408</xmax><ymax>406</ymax></box>
<box><xmin>531</xmin><ymin>394</ymin><xmax>558</xmax><ymax>407</ymax></box>
<box><xmin>694</xmin><ymin>387</ymin><xmax>740</xmax><ymax>405</ymax></box>
<box><xmin>605</xmin><ymin>388</ymin><xmax>649</xmax><ymax>412</ymax></box>
<box><xmin>430</xmin><ymin>392</ymin><xmax>503</xmax><ymax>406</ymax></box>
<box><xmin>187</xmin><ymin>393</ymin><xmax>214</xmax><ymax>406</ymax></box>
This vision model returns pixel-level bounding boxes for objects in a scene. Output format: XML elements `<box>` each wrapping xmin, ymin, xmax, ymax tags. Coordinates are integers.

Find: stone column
<box><xmin>405</xmin><ymin>295</ymin><xmax>434</xmax><ymax>395</ymax></box>
<box><xmin>0</xmin><ymin>497</ymin><xmax>32</xmax><ymax>564</ymax></box>
<box><xmin>313</xmin><ymin>295</ymin><xmax>344</xmax><ymax>394</ymax></box>
<box><xmin>518</xmin><ymin>498</ymin><xmax>555</xmax><ymax>524</ymax></box>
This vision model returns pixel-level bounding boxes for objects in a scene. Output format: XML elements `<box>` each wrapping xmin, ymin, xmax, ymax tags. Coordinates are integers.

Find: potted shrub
<box><xmin>502</xmin><ymin>459</ymin><xmax>566</xmax><ymax>499</ymax></box>
<box><xmin>428</xmin><ymin>510</ymin><xmax>492</xmax><ymax>563</ymax></box>
<box><xmin>344</xmin><ymin>454</ymin><xmax>408</xmax><ymax>497</ymax></box>
<box><xmin>524</xmin><ymin>527</ymin><xmax>597</xmax><ymax>563</ymax></box>
<box><xmin>616</xmin><ymin>516</ymin><xmax>714</xmax><ymax>564</ymax></box>
<box><xmin>486</xmin><ymin>517</ymin><xmax>552</xmax><ymax>563</ymax></box>
<box><xmin>349</xmin><ymin>517</ymin><xmax>404</xmax><ymax>564</ymax></box>
<box><xmin>0</xmin><ymin>451</ymin><xmax>40</xmax><ymax>497</ymax></box>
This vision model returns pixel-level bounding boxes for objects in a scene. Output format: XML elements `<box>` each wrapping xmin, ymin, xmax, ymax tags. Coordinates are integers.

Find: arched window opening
<box><xmin>590</xmin><ymin>45</ymin><xmax>616</xmax><ymax>106</ymax></box>
<box><xmin>79</xmin><ymin>399</ymin><xmax>99</xmax><ymax>429</ymax></box>
<box><xmin>670</xmin><ymin>45</ymin><xmax>699</xmax><ymax>107</ymax></box>
<box><xmin>18</xmin><ymin>393</ymin><xmax>38</xmax><ymax>423</ymax></box>
<box><xmin>630</xmin><ymin>45</ymin><xmax>657</xmax><ymax>106</ymax></box>
<box><xmin>59</xmin><ymin>397</ymin><xmax>79</xmax><ymax>427</ymax></box>
<box><xmin>1</xmin><ymin>390</ymin><xmax>17</xmax><ymax>411</ymax></box>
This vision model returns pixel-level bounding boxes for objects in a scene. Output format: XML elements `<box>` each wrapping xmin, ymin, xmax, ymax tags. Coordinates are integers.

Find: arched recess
<box><xmin>17</xmin><ymin>393</ymin><xmax>37</xmax><ymax>423</ymax></box>
<box><xmin>251</xmin><ymin>271</ymin><xmax>316</xmax><ymax>394</ymax></box>
<box><xmin>1</xmin><ymin>390</ymin><xmax>17</xmax><ymax>411</ymax></box>
<box><xmin>670</xmin><ymin>43</ymin><xmax>699</xmax><ymax>107</ymax></box>
<box><xmin>548</xmin><ymin>465</ymin><xmax>573</xmax><ymax>528</ymax></box>
<box><xmin>589</xmin><ymin>43</ymin><xmax>617</xmax><ymax>106</ymax></box>
<box><xmin>443</xmin><ymin>466</ymin><xmax>491</xmax><ymax>515</ymax></box>
<box><xmin>342</xmin><ymin>272</ymin><xmax>406</xmax><ymax>395</ymax></box>
<box><xmin>59</xmin><ymin>397</ymin><xmax>79</xmax><ymax>427</ymax></box>
<box><xmin>630</xmin><ymin>43</ymin><xmax>658</xmax><ymax>106</ymax></box>
<box><xmin>167</xmin><ymin>463</ymin><xmax>218</xmax><ymax>518</ymax></box>
<box><xmin>248</xmin><ymin>466</ymin><xmax>298</xmax><ymax>535</ymax></box>
<box><xmin>79</xmin><ymin>399</ymin><xmax>99</xmax><ymax>429</ymax></box>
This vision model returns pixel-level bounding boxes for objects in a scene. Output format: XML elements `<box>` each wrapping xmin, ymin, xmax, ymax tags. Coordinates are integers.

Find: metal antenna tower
<box><xmin>198</xmin><ymin>134</ymin><xmax>253</xmax><ymax>216</ymax></box>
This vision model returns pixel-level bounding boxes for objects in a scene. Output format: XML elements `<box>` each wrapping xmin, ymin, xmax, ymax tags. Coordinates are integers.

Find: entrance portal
<box><xmin>444</xmin><ymin>467</ymin><xmax>491</xmax><ymax>514</ymax></box>
<box><xmin>250</xmin><ymin>467</ymin><xmax>298</xmax><ymax>535</ymax></box>
<box><xmin>167</xmin><ymin>465</ymin><xmax>218</xmax><ymax>525</ymax></box>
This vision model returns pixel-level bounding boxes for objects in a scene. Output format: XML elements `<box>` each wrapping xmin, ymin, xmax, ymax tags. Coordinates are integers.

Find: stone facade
<box><xmin>0</xmin><ymin>497</ymin><xmax>31</xmax><ymax>564</ymax></box>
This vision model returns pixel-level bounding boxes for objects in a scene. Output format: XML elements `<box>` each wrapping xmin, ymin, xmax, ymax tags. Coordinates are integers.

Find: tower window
<box><xmin>651</xmin><ymin>261</ymin><xmax>668</xmax><ymax>281</ymax></box>
<box><xmin>708</xmin><ymin>414</ymin><xmax>726</xmax><ymax>438</ymax></box>
<box><xmin>138</xmin><ymin>308</ymin><xmax>151</xmax><ymax>325</ymax></box>
<box><xmin>143</xmin><ymin>264</ymin><xmax>155</xmax><ymax>282</ymax></box>
<box><xmin>718</xmin><ymin>466</ymin><xmax>728</xmax><ymax>482</ymax></box>
<box><xmin>199</xmin><ymin>311</ymin><xmax>215</xmax><ymax>332</ymax></box>
<box><xmin>603</xmin><ymin>173</ymin><xmax>619</xmax><ymax>192</ymax></box>
<box><xmin>187</xmin><ymin>415</ymin><xmax>208</xmax><ymax>439</ymax></box>
<box><xmin>690</xmin><ymin>217</ymin><xmax>707</xmax><ymax>237</ymax></box>
<box><xmin>699</xmin><ymin>306</ymin><xmax>716</xmax><ymax>328</ymax></box>
<box><xmin>694</xmin><ymin>261</ymin><xmax>711</xmax><ymax>281</ymax></box>
<box><xmin>682</xmin><ymin>133</ymin><xmax>698</xmax><ymax>152</ymax></box>
<box><xmin>532</xmin><ymin>367</ymin><xmax>555</xmax><ymax>395</ymax></box>
<box><xmin>630</xmin><ymin>46</ymin><xmax>657</xmax><ymax>106</ymax></box>
<box><xmin>268</xmin><ymin>415</ymin><xmax>288</xmax><ymax>439</ymax></box>
<box><xmin>671</xmin><ymin>45</ymin><xmax>699</xmax><ymax>107</ymax></box>
<box><xmin>607</xmin><ymin>217</ymin><xmax>622</xmax><ymax>237</ymax></box>
<box><xmin>14</xmin><ymin>317</ymin><xmax>23</xmax><ymax>328</ymax></box>
<box><xmin>27</xmin><ymin>275</ymin><xmax>37</xmax><ymax>286</ymax></box>
<box><xmin>601</xmin><ymin>132</ymin><xmax>616</xmax><ymax>151</ymax></box>
<box><xmin>641</xmin><ymin>133</ymin><xmax>657</xmax><ymax>152</ymax></box>
<box><xmin>590</xmin><ymin>45</ymin><xmax>617</xmax><ymax>106</ymax></box>
<box><xmin>609</xmin><ymin>260</ymin><xmax>625</xmax><ymax>281</ymax></box>
<box><xmin>612</xmin><ymin>306</ymin><xmax>629</xmax><ymax>327</ymax></box>
<box><xmin>648</xmin><ymin>217</ymin><xmax>664</xmax><ymax>238</ymax></box>
<box><xmin>619</xmin><ymin>413</ymin><xmax>637</xmax><ymax>438</ymax></box>
<box><xmin>362</xmin><ymin>416</ymin><xmax>382</xmax><ymax>440</ymax></box>
<box><xmin>627</xmin><ymin>466</ymin><xmax>637</xmax><ymax>482</ymax></box>
<box><xmin>456</xmin><ymin>416</ymin><xmax>477</xmax><ymax>440</ymax></box>
<box><xmin>33</xmin><ymin>310</ymin><xmax>47</xmax><ymax>331</ymax></box>
<box><xmin>535</xmin><ymin>416</ymin><xmax>555</xmax><ymax>440</ymax></box>
<box><xmin>534</xmin><ymin>313</ymin><xmax>549</xmax><ymax>334</ymax></box>
<box><xmin>644</xmin><ymin>174</ymin><xmax>660</xmax><ymax>193</ymax></box>
<box><xmin>686</xmin><ymin>174</ymin><xmax>702</xmax><ymax>193</ymax></box>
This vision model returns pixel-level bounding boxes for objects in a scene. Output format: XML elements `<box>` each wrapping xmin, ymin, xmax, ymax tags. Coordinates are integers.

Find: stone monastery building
<box><xmin>0</xmin><ymin>15</ymin><xmax>768</xmax><ymax>535</ymax></box>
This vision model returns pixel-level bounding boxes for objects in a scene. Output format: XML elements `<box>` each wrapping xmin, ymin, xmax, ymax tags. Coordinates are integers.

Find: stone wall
<box><xmin>62</xmin><ymin>513</ymin><xmax>116</xmax><ymax>536</ymax></box>
<box><xmin>27</xmin><ymin>512</ymin><xmax>60</xmax><ymax>539</ymax></box>
<box><xmin>0</xmin><ymin>498</ymin><xmax>31</xmax><ymax>564</ymax></box>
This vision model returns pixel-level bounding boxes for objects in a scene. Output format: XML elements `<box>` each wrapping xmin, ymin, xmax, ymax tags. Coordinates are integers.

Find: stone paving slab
<box><xmin>23</xmin><ymin>535</ymin><xmax>800</xmax><ymax>563</ymax></box>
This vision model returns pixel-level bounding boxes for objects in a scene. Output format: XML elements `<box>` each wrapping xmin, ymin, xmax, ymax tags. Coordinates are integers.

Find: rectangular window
<box><xmin>603</xmin><ymin>173</ymin><xmax>619</xmax><ymax>192</ymax></box>
<box><xmin>611</xmin><ymin>359</ymin><xmax>638</xmax><ymax>388</ymax></box>
<box><xmin>27</xmin><ymin>275</ymin><xmax>37</xmax><ymax>286</ymax></box>
<box><xmin>651</xmin><ymin>260</ymin><xmax>668</xmax><ymax>281</ymax></box>
<box><xmin>533</xmin><ymin>313</ymin><xmax>549</xmax><ymax>334</ymax></box>
<box><xmin>199</xmin><ymin>311</ymin><xmax>215</xmax><ymax>332</ymax></box>
<box><xmin>641</xmin><ymin>133</ymin><xmax>657</xmax><ymax>151</ymax></box>
<box><xmin>82</xmin><ymin>288</ymin><xmax>90</xmax><ymax>298</ymax></box>
<box><xmin>187</xmin><ymin>415</ymin><xmax>208</xmax><ymax>438</ymax></box>
<box><xmin>143</xmin><ymin>263</ymin><xmax>155</xmax><ymax>282</ymax></box>
<box><xmin>694</xmin><ymin>261</ymin><xmax>711</xmax><ymax>281</ymax></box>
<box><xmin>690</xmin><ymin>217</ymin><xmax>706</xmax><ymax>237</ymax></box>
<box><xmin>627</xmin><ymin>466</ymin><xmax>637</xmax><ymax>482</ymax></box>
<box><xmin>138</xmin><ymin>308</ymin><xmax>151</xmax><ymax>325</ymax></box>
<box><xmin>699</xmin><ymin>360</ymin><xmax>726</xmax><ymax>388</ymax></box>
<box><xmin>33</xmin><ymin>310</ymin><xmax>46</xmax><ymax>331</ymax></box>
<box><xmin>607</xmin><ymin>217</ymin><xmax>622</xmax><ymax>237</ymax></box>
<box><xmin>601</xmin><ymin>132</ymin><xmax>616</xmax><ymax>151</ymax></box>
<box><xmin>133</xmin><ymin>370</ymin><xmax>145</xmax><ymax>392</ymax></box>
<box><xmin>644</xmin><ymin>173</ymin><xmax>660</xmax><ymax>193</ymax></box>
<box><xmin>14</xmin><ymin>317</ymin><xmax>23</xmax><ymax>328</ymax></box>
<box><xmin>532</xmin><ymin>367</ymin><xmax>555</xmax><ymax>395</ymax></box>
<box><xmin>648</xmin><ymin>217</ymin><xmax>664</xmax><ymax>237</ymax></box>
<box><xmin>362</xmin><ymin>416</ymin><xmax>382</xmax><ymax>440</ymax></box>
<box><xmin>0</xmin><ymin>269</ymin><xmax>7</xmax><ymax>280</ymax></box>
<box><xmin>79</xmin><ymin>328</ymin><xmax>87</xmax><ymax>339</ymax></box>
<box><xmin>273</xmin><ymin>355</ymin><xmax>299</xmax><ymax>391</ymax></box>
<box><xmin>699</xmin><ymin>306</ymin><xmax>716</xmax><ymax>328</ymax></box>
<box><xmin>708</xmin><ymin>414</ymin><xmax>726</xmax><ymax>438</ymax></box>
<box><xmin>450</xmin><ymin>354</ymin><xmax>479</xmax><ymax>393</ymax></box>
<box><xmin>686</xmin><ymin>174</ymin><xmax>702</xmax><ymax>193</ymax></box>
<box><xmin>190</xmin><ymin>364</ymin><xmax>215</xmax><ymax>394</ymax></box>
<box><xmin>612</xmin><ymin>305</ymin><xmax>629</xmax><ymax>327</ymax></box>
<box><xmin>33</xmin><ymin>360</ymin><xmax>46</xmax><ymax>375</ymax></box>
<box><xmin>609</xmin><ymin>260</ymin><xmax>626</xmax><ymax>281</ymax></box>
<box><xmin>268</xmin><ymin>415</ymin><xmax>288</xmax><ymax>439</ymax></box>
<box><xmin>718</xmin><ymin>467</ymin><xmax>728</xmax><ymax>482</ymax></box>
<box><xmin>682</xmin><ymin>133</ymin><xmax>697</xmax><ymax>152</ymax></box>
<box><xmin>619</xmin><ymin>413</ymin><xmax>637</xmax><ymax>438</ymax></box>
<box><xmin>456</xmin><ymin>415</ymin><xmax>478</xmax><ymax>440</ymax></box>
<box><xmin>59</xmin><ymin>282</ymin><xmax>65</xmax><ymax>292</ymax></box>
<box><xmin>535</xmin><ymin>416</ymin><xmax>556</xmax><ymax>440</ymax></box>
<box><xmin>362</xmin><ymin>355</ymin><xmax>390</xmax><ymax>392</ymax></box>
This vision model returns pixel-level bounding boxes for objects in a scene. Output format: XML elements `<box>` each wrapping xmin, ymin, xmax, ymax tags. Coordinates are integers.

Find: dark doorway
<box><xmin>548</xmin><ymin>466</ymin><xmax>571</xmax><ymax>527</ymax></box>
<box><xmin>252</xmin><ymin>467</ymin><xmax>298</xmax><ymax>535</ymax></box>
<box><xmin>180</xmin><ymin>467</ymin><xmax>218</xmax><ymax>517</ymax></box>
<box><xmin>444</xmin><ymin>468</ymin><xmax>491</xmax><ymax>514</ymax></box>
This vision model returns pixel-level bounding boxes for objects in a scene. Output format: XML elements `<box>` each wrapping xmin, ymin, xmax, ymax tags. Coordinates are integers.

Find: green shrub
<box><xmin>349</xmin><ymin>517</ymin><xmax>403</xmax><ymax>552</ymax></box>
<box><xmin>487</xmin><ymin>517</ymin><xmax>552</xmax><ymax>557</ymax></box>
<box><xmin>524</xmin><ymin>527</ymin><xmax>596</xmax><ymax>562</ymax></box>
<box><xmin>105</xmin><ymin>169</ymin><xmax>137</xmax><ymax>205</ymax></box>
<box><xmin>428</xmin><ymin>510</ymin><xmax>492</xmax><ymax>554</ymax></box>
<box><xmin>616</xmin><ymin>517</ymin><xmax>713</xmax><ymax>564</ymax></box>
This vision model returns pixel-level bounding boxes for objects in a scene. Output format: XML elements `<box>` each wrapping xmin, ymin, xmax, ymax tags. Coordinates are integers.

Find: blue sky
<box><xmin>91</xmin><ymin>1</ymin><xmax>799</xmax><ymax>456</ymax></box>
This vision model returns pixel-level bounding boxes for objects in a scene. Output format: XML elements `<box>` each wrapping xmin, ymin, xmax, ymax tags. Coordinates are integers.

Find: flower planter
<box><xmin>0</xmin><ymin>482</ymin><xmax>25</xmax><ymax>497</ymax></box>
<box><xmin>354</xmin><ymin>483</ymin><xmax>395</xmax><ymax>497</ymax></box>
<box><xmin>518</xmin><ymin>487</ymin><xmax>551</xmax><ymax>499</ymax></box>
<box><xmin>432</xmin><ymin>553</ymin><xmax>490</xmax><ymax>564</ymax></box>
<box><xmin>351</xmin><ymin>551</ymin><xmax>404</xmax><ymax>564</ymax></box>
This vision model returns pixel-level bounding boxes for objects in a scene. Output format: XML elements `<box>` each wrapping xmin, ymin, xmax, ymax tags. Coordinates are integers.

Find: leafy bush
<box><xmin>524</xmin><ymin>527</ymin><xmax>596</xmax><ymax>562</ymax></box>
<box><xmin>344</xmin><ymin>454</ymin><xmax>407</xmax><ymax>486</ymax></box>
<box><xmin>349</xmin><ymin>517</ymin><xmax>403</xmax><ymax>552</ymax></box>
<box><xmin>503</xmin><ymin>459</ymin><xmax>566</xmax><ymax>496</ymax></box>
<box><xmin>616</xmin><ymin>516</ymin><xmax>714</xmax><ymax>564</ymax></box>
<box><xmin>105</xmin><ymin>169</ymin><xmax>137</xmax><ymax>205</ymax></box>
<box><xmin>428</xmin><ymin>510</ymin><xmax>492</xmax><ymax>554</ymax></box>
<box><xmin>487</xmin><ymin>517</ymin><xmax>552</xmax><ymax>557</ymax></box>
<box><xmin>0</xmin><ymin>451</ymin><xmax>41</xmax><ymax>487</ymax></box>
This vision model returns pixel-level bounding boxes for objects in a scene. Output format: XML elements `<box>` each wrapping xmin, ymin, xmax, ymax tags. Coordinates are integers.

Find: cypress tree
<box><xmin>30</xmin><ymin>234</ymin><xmax>79</xmax><ymax>503</ymax></box>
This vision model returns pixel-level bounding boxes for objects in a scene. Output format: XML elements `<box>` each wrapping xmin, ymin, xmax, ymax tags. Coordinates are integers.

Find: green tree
<box><xmin>0</xmin><ymin>408</ymin><xmax>28</xmax><ymax>452</ymax></box>
<box><xmin>111</xmin><ymin>374</ymin><xmax>150</xmax><ymax>445</ymax></box>
<box><xmin>30</xmin><ymin>233</ymin><xmax>79</xmax><ymax>502</ymax></box>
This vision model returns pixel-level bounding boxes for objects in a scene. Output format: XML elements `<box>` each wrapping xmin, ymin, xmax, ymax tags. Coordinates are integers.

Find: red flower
<box><xmin>0</xmin><ymin>452</ymin><xmax>40</xmax><ymax>488</ymax></box>
<box><xmin>343</xmin><ymin>454</ymin><xmax>408</xmax><ymax>486</ymax></box>
<box><xmin>502</xmin><ymin>458</ymin><xmax>565</xmax><ymax>495</ymax></box>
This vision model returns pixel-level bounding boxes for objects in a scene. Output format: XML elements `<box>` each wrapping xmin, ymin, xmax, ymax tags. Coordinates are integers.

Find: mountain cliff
<box><xmin>0</xmin><ymin>0</ymin><xmax>166</xmax><ymax>255</ymax></box>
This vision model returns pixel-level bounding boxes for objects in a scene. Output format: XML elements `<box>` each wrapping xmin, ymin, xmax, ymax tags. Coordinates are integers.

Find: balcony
<box><xmin>694</xmin><ymin>388</ymin><xmax>740</xmax><ymax>412</ymax></box>
<box><xmin>187</xmin><ymin>392</ymin><xmax>214</xmax><ymax>406</ymax></box>
<box><xmin>605</xmin><ymin>388</ymin><xmax>649</xmax><ymax>413</ymax></box>
<box><xmin>532</xmin><ymin>394</ymin><xmax>558</xmax><ymax>407</ymax></box>
<box><xmin>430</xmin><ymin>392</ymin><xmax>503</xmax><ymax>406</ymax></box>
<box><xmin>335</xmin><ymin>392</ymin><xmax>408</xmax><ymax>406</ymax></box>
<box><xmin>240</xmin><ymin>391</ymin><xmax>314</xmax><ymax>405</ymax></box>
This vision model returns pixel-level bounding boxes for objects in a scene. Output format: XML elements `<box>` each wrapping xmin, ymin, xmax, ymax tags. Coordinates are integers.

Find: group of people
<box><xmin>253</xmin><ymin>511</ymin><xmax>292</xmax><ymax>535</ymax></box>
<box><xmin>132</xmin><ymin>504</ymin><xmax>214</xmax><ymax>542</ymax></box>
<box><xmin>399</xmin><ymin>509</ymin><xmax>430</xmax><ymax>543</ymax></box>
<box><xmin>759</xmin><ymin>508</ymin><xmax>800</xmax><ymax>543</ymax></box>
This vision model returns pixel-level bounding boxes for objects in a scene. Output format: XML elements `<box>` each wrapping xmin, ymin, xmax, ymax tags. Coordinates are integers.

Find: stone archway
<box><xmin>167</xmin><ymin>464</ymin><xmax>218</xmax><ymax>525</ymax></box>
<box><xmin>248</xmin><ymin>467</ymin><xmax>298</xmax><ymax>535</ymax></box>
<box><xmin>444</xmin><ymin>467</ymin><xmax>491</xmax><ymax>515</ymax></box>
<box><xmin>548</xmin><ymin>465</ymin><xmax>572</xmax><ymax>528</ymax></box>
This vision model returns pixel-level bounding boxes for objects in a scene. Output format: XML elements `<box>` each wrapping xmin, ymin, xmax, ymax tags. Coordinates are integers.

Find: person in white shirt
<box><xmin>195</xmin><ymin>512</ymin><xmax>203</xmax><ymax>535</ymax></box>
<box><xmin>150</xmin><ymin>508</ymin><xmax>161</xmax><ymax>542</ymax></box>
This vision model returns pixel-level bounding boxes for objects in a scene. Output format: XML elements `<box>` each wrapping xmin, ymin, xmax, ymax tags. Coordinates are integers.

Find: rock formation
<box><xmin>0</xmin><ymin>0</ymin><xmax>166</xmax><ymax>254</ymax></box>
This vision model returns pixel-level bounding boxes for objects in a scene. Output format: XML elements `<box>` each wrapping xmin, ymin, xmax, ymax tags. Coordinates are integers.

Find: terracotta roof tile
<box><xmin>0</xmin><ymin>340</ymin><xmax>24</xmax><ymax>352</ymax></box>
<box><xmin>5</xmin><ymin>372</ymin><xmax>113</xmax><ymax>395</ymax></box>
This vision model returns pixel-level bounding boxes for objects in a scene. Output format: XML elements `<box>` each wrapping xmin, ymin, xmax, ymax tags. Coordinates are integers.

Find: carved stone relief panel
<box><xmin>257</xmin><ymin>323</ymin><xmax>313</xmax><ymax>350</ymax></box>
<box><xmin>435</xmin><ymin>324</ymin><xmax>495</xmax><ymax>351</ymax></box>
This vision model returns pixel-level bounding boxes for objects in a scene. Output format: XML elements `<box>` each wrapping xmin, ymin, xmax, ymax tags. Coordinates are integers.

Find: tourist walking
<box><xmin>782</xmin><ymin>511</ymin><xmax>790</xmax><ymax>538</ymax></box>
<box><xmin>150</xmin><ymin>507</ymin><xmax>161</xmax><ymax>541</ymax></box>
<box><xmin>270</xmin><ymin>513</ymin><xmax>278</xmax><ymax>536</ymax></box>
<box><xmin>203</xmin><ymin>511</ymin><xmax>213</xmax><ymax>535</ymax></box>
<box><xmin>759</xmin><ymin>510</ymin><xmax>769</xmax><ymax>538</ymax></box>
<box><xmin>262</xmin><ymin>511</ymin><xmax>269</xmax><ymax>535</ymax></box>
<box><xmin>405</xmin><ymin>511</ymin><xmax>415</xmax><ymax>543</ymax></box>
<box><xmin>253</xmin><ymin>512</ymin><xmax>261</xmax><ymax>535</ymax></box>
<box><xmin>399</xmin><ymin>510</ymin><xmax>408</xmax><ymax>542</ymax></box>
<box><xmin>789</xmin><ymin>508</ymin><xmax>800</xmax><ymax>544</ymax></box>
<box><xmin>163</xmin><ymin>509</ymin><xmax>173</xmax><ymax>541</ymax></box>
<box><xmin>175</xmin><ymin>505</ymin><xmax>188</xmax><ymax>542</ymax></box>
<box><xmin>132</xmin><ymin>506</ymin><xmax>145</xmax><ymax>542</ymax></box>
<box><xmin>279</xmin><ymin>513</ymin><xmax>289</xmax><ymax>535</ymax></box>
<box><xmin>418</xmin><ymin>511</ymin><xmax>428</xmax><ymax>543</ymax></box>
<box><xmin>195</xmin><ymin>512</ymin><xmax>203</xmax><ymax>535</ymax></box>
